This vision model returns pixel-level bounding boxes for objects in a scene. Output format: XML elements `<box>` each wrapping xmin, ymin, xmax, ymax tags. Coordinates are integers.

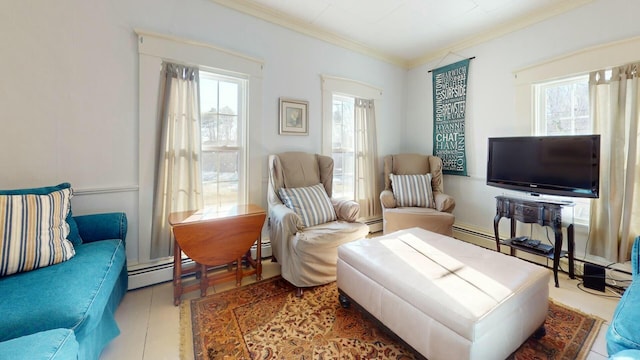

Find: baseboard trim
<box><xmin>127</xmin><ymin>241</ymin><xmax>273</xmax><ymax>290</ymax></box>
<box><xmin>127</xmin><ymin>259</ymin><xmax>179</xmax><ymax>289</ymax></box>
<box><xmin>453</xmin><ymin>224</ymin><xmax>494</xmax><ymax>246</ymax></box>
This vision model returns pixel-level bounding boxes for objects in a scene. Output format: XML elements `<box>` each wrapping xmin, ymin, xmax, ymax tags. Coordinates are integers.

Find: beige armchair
<box><xmin>380</xmin><ymin>154</ymin><xmax>455</xmax><ymax>236</ymax></box>
<box><xmin>268</xmin><ymin>152</ymin><xmax>369</xmax><ymax>293</ymax></box>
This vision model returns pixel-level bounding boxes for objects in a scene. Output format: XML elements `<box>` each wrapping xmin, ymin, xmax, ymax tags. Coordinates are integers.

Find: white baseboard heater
<box><xmin>250</xmin><ymin>241</ymin><xmax>272</xmax><ymax>259</ymax></box>
<box><xmin>128</xmin><ymin>240</ymin><xmax>272</xmax><ymax>290</ymax></box>
<box><xmin>365</xmin><ymin>217</ymin><xmax>383</xmax><ymax>233</ymax></box>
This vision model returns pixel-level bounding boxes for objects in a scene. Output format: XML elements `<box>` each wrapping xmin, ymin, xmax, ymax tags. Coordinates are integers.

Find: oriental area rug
<box><xmin>180</xmin><ymin>277</ymin><xmax>603</xmax><ymax>360</ymax></box>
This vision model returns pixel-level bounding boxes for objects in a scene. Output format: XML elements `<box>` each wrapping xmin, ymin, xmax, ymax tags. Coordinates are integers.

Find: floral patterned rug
<box><xmin>181</xmin><ymin>277</ymin><xmax>603</xmax><ymax>360</ymax></box>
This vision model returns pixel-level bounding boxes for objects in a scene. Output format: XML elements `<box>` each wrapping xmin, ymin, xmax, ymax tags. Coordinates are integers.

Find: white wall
<box><xmin>0</xmin><ymin>0</ymin><xmax>405</xmax><ymax>266</ymax></box>
<box><xmin>405</xmin><ymin>0</ymin><xmax>640</xmax><ymax>252</ymax></box>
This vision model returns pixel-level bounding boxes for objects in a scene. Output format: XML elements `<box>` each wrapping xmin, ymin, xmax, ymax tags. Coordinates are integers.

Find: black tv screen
<box><xmin>486</xmin><ymin>135</ymin><xmax>600</xmax><ymax>198</ymax></box>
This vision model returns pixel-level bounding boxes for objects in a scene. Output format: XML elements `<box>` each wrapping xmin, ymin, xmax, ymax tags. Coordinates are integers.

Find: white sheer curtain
<box><xmin>589</xmin><ymin>63</ymin><xmax>640</xmax><ymax>262</ymax></box>
<box><xmin>150</xmin><ymin>63</ymin><xmax>203</xmax><ymax>259</ymax></box>
<box><xmin>354</xmin><ymin>98</ymin><xmax>381</xmax><ymax>220</ymax></box>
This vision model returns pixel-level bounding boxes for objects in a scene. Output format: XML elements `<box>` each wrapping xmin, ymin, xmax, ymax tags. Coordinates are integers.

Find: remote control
<box><xmin>511</xmin><ymin>236</ymin><xmax>528</xmax><ymax>243</ymax></box>
<box><xmin>536</xmin><ymin>244</ymin><xmax>554</xmax><ymax>254</ymax></box>
<box><xmin>524</xmin><ymin>239</ymin><xmax>541</xmax><ymax>248</ymax></box>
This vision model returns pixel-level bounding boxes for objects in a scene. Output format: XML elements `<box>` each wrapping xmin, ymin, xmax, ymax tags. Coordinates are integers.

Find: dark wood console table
<box><xmin>493</xmin><ymin>196</ymin><xmax>575</xmax><ymax>287</ymax></box>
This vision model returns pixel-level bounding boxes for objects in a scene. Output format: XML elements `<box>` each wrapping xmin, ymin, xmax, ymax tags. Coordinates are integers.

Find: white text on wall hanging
<box><xmin>431</xmin><ymin>58</ymin><xmax>471</xmax><ymax>176</ymax></box>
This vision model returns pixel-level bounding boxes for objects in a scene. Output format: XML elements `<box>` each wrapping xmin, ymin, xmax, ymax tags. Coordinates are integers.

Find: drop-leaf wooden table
<box><xmin>168</xmin><ymin>204</ymin><xmax>266</xmax><ymax>305</ymax></box>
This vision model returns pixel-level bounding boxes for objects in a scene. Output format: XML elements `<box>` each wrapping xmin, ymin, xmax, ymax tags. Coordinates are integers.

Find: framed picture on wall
<box><xmin>279</xmin><ymin>98</ymin><xmax>308</xmax><ymax>135</ymax></box>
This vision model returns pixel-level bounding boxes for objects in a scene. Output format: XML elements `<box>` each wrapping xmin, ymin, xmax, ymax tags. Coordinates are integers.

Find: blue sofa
<box><xmin>0</xmin><ymin>211</ymin><xmax>128</xmax><ymax>360</ymax></box>
<box><xmin>607</xmin><ymin>236</ymin><xmax>640</xmax><ymax>358</ymax></box>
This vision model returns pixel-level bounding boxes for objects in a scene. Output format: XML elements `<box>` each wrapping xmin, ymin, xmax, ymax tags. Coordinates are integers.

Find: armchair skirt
<box><xmin>383</xmin><ymin>207</ymin><xmax>455</xmax><ymax>236</ymax></box>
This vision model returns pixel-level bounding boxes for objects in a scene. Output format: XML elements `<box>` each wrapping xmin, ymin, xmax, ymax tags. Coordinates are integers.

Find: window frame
<box><xmin>199</xmin><ymin>69</ymin><xmax>248</xmax><ymax>210</ymax></box>
<box><xmin>330</xmin><ymin>94</ymin><xmax>356</xmax><ymax>200</ymax></box>
<box><xmin>533</xmin><ymin>75</ymin><xmax>590</xmax><ymax>136</ymax></box>
<box><xmin>321</xmin><ymin>76</ymin><xmax>382</xmax><ymax>202</ymax></box>
<box><xmin>137</xmin><ymin>30</ymin><xmax>263</xmax><ymax>264</ymax></box>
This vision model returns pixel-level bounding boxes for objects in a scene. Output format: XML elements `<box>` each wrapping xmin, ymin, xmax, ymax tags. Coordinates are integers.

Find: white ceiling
<box><xmin>212</xmin><ymin>0</ymin><xmax>593</xmax><ymax>68</ymax></box>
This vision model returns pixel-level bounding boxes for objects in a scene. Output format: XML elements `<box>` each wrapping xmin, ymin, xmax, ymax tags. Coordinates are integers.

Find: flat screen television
<box><xmin>486</xmin><ymin>135</ymin><xmax>600</xmax><ymax>198</ymax></box>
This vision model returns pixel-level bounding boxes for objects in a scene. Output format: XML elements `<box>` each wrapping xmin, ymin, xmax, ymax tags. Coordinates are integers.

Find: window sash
<box><xmin>331</xmin><ymin>95</ymin><xmax>356</xmax><ymax>200</ymax></box>
<box><xmin>535</xmin><ymin>75</ymin><xmax>590</xmax><ymax>136</ymax></box>
<box><xmin>534</xmin><ymin>75</ymin><xmax>592</xmax><ymax>225</ymax></box>
<box><xmin>199</xmin><ymin>70</ymin><xmax>246</xmax><ymax>211</ymax></box>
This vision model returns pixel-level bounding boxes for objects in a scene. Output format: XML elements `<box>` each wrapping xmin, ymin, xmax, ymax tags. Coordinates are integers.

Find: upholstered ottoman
<box><xmin>337</xmin><ymin>227</ymin><xmax>550</xmax><ymax>360</ymax></box>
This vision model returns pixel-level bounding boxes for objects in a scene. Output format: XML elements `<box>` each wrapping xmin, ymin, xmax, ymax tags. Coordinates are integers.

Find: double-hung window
<box><xmin>199</xmin><ymin>70</ymin><xmax>247</xmax><ymax>211</ymax></box>
<box><xmin>331</xmin><ymin>95</ymin><xmax>356</xmax><ymax>200</ymax></box>
<box><xmin>321</xmin><ymin>76</ymin><xmax>382</xmax><ymax>223</ymax></box>
<box><xmin>533</xmin><ymin>75</ymin><xmax>591</xmax><ymax>224</ymax></box>
<box><xmin>137</xmin><ymin>31</ymin><xmax>263</xmax><ymax>265</ymax></box>
<box><xmin>534</xmin><ymin>75</ymin><xmax>590</xmax><ymax>136</ymax></box>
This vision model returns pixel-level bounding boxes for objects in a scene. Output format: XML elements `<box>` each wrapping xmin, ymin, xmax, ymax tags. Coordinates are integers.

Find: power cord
<box><xmin>543</xmin><ymin>226</ymin><xmax>632</xmax><ymax>284</ymax></box>
<box><xmin>523</xmin><ymin>224</ymin><xmax>631</xmax><ymax>296</ymax></box>
<box><xmin>576</xmin><ymin>281</ymin><xmax>622</xmax><ymax>298</ymax></box>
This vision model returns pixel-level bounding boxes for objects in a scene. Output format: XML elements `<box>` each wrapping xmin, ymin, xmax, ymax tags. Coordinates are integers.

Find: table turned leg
<box><xmin>199</xmin><ymin>263</ymin><xmax>208</xmax><ymax>297</ymax></box>
<box><xmin>552</xmin><ymin>226</ymin><xmax>562</xmax><ymax>288</ymax></box>
<box><xmin>236</xmin><ymin>257</ymin><xmax>243</xmax><ymax>286</ymax></box>
<box><xmin>494</xmin><ymin>214</ymin><xmax>502</xmax><ymax>252</ymax></box>
<box><xmin>567</xmin><ymin>224</ymin><xmax>575</xmax><ymax>279</ymax></box>
<box><xmin>509</xmin><ymin>217</ymin><xmax>517</xmax><ymax>256</ymax></box>
<box><xmin>256</xmin><ymin>235</ymin><xmax>262</xmax><ymax>281</ymax></box>
<box><xmin>173</xmin><ymin>240</ymin><xmax>182</xmax><ymax>306</ymax></box>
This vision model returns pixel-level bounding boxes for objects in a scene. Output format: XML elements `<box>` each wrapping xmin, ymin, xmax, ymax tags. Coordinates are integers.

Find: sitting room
<box><xmin>1</xmin><ymin>0</ymin><xmax>639</xmax><ymax>359</ymax></box>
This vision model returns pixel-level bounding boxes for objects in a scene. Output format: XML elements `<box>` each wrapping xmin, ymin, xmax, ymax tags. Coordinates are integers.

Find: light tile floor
<box><xmin>101</xmin><ymin>261</ymin><xmax>619</xmax><ymax>360</ymax></box>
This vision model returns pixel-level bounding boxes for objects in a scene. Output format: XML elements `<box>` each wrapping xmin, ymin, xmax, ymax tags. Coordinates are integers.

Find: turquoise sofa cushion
<box><xmin>0</xmin><ymin>329</ymin><xmax>79</xmax><ymax>360</ymax></box>
<box><xmin>0</xmin><ymin>239</ymin><xmax>125</xmax><ymax>343</ymax></box>
<box><xmin>0</xmin><ymin>183</ymin><xmax>82</xmax><ymax>246</ymax></box>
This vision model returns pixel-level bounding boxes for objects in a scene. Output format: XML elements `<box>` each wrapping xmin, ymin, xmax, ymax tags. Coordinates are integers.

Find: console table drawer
<box><xmin>496</xmin><ymin>198</ymin><xmax>561</xmax><ymax>226</ymax></box>
<box><xmin>513</xmin><ymin>203</ymin><xmax>541</xmax><ymax>222</ymax></box>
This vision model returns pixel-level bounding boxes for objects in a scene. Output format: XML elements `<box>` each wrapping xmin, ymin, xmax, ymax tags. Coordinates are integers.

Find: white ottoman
<box><xmin>337</xmin><ymin>227</ymin><xmax>550</xmax><ymax>360</ymax></box>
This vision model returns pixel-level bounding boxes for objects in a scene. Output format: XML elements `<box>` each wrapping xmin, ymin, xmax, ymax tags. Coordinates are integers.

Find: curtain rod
<box><xmin>428</xmin><ymin>56</ymin><xmax>476</xmax><ymax>73</ymax></box>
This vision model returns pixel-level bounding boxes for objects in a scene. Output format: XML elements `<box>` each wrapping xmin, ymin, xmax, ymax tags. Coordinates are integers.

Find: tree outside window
<box><xmin>534</xmin><ymin>75</ymin><xmax>592</xmax><ymax>224</ymax></box>
<box><xmin>199</xmin><ymin>71</ymin><xmax>246</xmax><ymax>211</ymax></box>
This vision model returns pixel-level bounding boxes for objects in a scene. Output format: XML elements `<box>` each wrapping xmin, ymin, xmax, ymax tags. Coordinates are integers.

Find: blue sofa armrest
<box><xmin>607</xmin><ymin>236</ymin><xmax>640</xmax><ymax>356</ymax></box>
<box><xmin>74</xmin><ymin>212</ymin><xmax>127</xmax><ymax>243</ymax></box>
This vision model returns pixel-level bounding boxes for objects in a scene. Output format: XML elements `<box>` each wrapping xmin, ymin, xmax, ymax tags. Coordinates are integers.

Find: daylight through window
<box><xmin>534</xmin><ymin>75</ymin><xmax>592</xmax><ymax>223</ymax></box>
<box><xmin>199</xmin><ymin>70</ymin><xmax>247</xmax><ymax>211</ymax></box>
<box><xmin>332</xmin><ymin>94</ymin><xmax>356</xmax><ymax>200</ymax></box>
<box><xmin>535</xmin><ymin>75</ymin><xmax>590</xmax><ymax>135</ymax></box>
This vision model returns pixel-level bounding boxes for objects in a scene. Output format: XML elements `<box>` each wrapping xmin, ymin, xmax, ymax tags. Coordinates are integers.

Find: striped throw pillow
<box><xmin>0</xmin><ymin>188</ymin><xmax>76</xmax><ymax>277</ymax></box>
<box><xmin>389</xmin><ymin>173</ymin><xmax>435</xmax><ymax>208</ymax></box>
<box><xmin>278</xmin><ymin>183</ymin><xmax>337</xmax><ymax>227</ymax></box>
<box><xmin>0</xmin><ymin>183</ymin><xmax>82</xmax><ymax>246</ymax></box>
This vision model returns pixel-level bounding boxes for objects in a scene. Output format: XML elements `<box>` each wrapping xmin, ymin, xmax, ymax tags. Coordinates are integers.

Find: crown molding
<box><xmin>408</xmin><ymin>0</ymin><xmax>595</xmax><ymax>68</ymax></box>
<box><xmin>209</xmin><ymin>0</ymin><xmax>409</xmax><ymax>68</ymax></box>
<box><xmin>210</xmin><ymin>0</ymin><xmax>594</xmax><ymax>70</ymax></box>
